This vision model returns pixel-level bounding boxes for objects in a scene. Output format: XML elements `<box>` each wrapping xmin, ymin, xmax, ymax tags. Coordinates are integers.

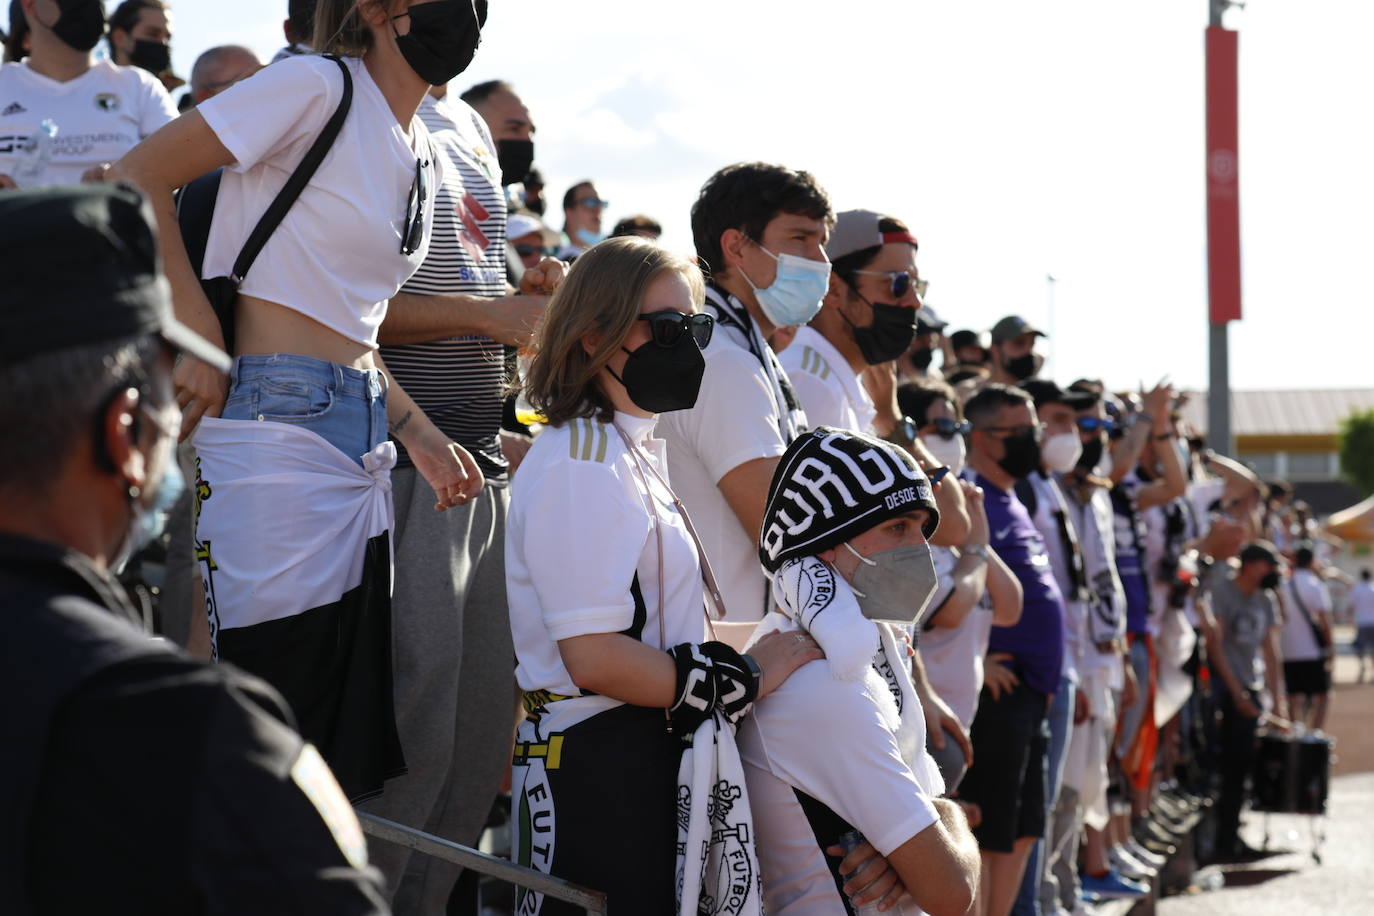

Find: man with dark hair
<box><xmin>107</xmin><ymin>0</ymin><xmax>180</xmax><ymax>90</ymax></box>
<box><xmin>273</xmin><ymin>0</ymin><xmax>317</xmax><ymax>61</ymax></box>
<box><xmin>555</xmin><ymin>179</ymin><xmax>606</xmax><ymax>259</ymax></box>
<box><xmin>188</xmin><ymin>44</ymin><xmax>261</xmax><ymax>105</ymax></box>
<box><xmin>1198</xmin><ymin>539</ymin><xmax>1286</xmax><ymax>862</ymax></box>
<box><xmin>1278</xmin><ymin>544</ymin><xmax>1333</xmax><ymax>730</ymax></box>
<box><xmin>460</xmin><ymin>78</ymin><xmax>536</xmax><ymax>187</ymax></box>
<box><xmin>780</xmin><ymin>208</ymin><xmax>921</xmax><ymax>436</ymax></box>
<box><xmin>957</xmin><ymin>382</ymin><xmax>1066</xmax><ymax>916</ymax></box>
<box><xmin>987</xmin><ymin>315</ymin><xmax>1045</xmax><ymax>386</ymax></box>
<box><xmin>611</xmin><ymin>213</ymin><xmax>661</xmax><ymax>240</ymax></box>
<box><xmin>657</xmin><ymin>161</ymin><xmax>833</xmax><ymax>621</ymax></box>
<box><xmin>0</xmin><ymin>184</ymin><xmax>389</xmax><ymax>914</ymax></box>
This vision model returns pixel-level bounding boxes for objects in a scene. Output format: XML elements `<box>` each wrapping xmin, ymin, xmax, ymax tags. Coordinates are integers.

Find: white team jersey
<box><xmin>918</xmin><ymin>546</ymin><xmax>995</xmax><ymax>728</ymax></box>
<box><xmin>779</xmin><ymin>326</ymin><xmax>876</xmax><ymax>434</ymax></box>
<box><xmin>506</xmin><ymin>412</ymin><xmax>708</xmax><ymax>734</ymax></box>
<box><xmin>0</xmin><ymin>60</ymin><xmax>176</xmax><ymax>187</ymax></box>
<box><xmin>740</xmin><ymin>614</ymin><xmax>942</xmax><ymax>916</ymax></box>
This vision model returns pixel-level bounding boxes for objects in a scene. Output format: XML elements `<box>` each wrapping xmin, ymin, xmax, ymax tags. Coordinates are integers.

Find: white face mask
<box><xmin>920</xmin><ymin>432</ymin><xmax>966</xmax><ymax>475</ymax></box>
<box><xmin>1042</xmin><ymin>430</ymin><xmax>1083</xmax><ymax>474</ymax></box>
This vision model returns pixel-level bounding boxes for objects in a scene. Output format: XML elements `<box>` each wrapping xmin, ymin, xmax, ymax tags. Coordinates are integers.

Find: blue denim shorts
<box><xmin>221</xmin><ymin>354</ymin><xmax>387</xmax><ymax>467</ymax></box>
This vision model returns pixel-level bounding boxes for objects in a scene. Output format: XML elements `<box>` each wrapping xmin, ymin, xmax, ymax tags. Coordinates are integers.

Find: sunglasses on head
<box><xmin>1076</xmin><ymin>417</ymin><xmax>1117</xmax><ymax>434</ymax></box>
<box><xmin>639</xmin><ymin>310</ymin><xmax>713</xmax><ymax>349</ymax></box>
<box><xmin>926</xmin><ymin>417</ymin><xmax>971</xmax><ymax>439</ymax></box>
<box><xmin>851</xmin><ymin>268</ymin><xmax>928</xmax><ymax>300</ymax></box>
<box><xmin>401</xmin><ymin>157</ymin><xmax>428</xmax><ymax>255</ymax></box>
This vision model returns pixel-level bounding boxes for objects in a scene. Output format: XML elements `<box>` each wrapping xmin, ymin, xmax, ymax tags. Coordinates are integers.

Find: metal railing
<box><xmin>356</xmin><ymin>811</ymin><xmax>607</xmax><ymax>916</ymax></box>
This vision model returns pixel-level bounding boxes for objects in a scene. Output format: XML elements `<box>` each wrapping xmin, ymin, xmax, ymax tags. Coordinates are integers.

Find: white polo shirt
<box><xmin>506</xmin><ymin>412</ymin><xmax>708</xmax><ymax>733</ymax></box>
<box><xmin>917</xmin><ymin>547</ymin><xmax>995</xmax><ymax>728</ymax></box>
<box><xmin>740</xmin><ymin>613</ymin><xmax>941</xmax><ymax>916</ymax></box>
<box><xmin>657</xmin><ymin>286</ymin><xmax>806</xmax><ymax>621</ymax></box>
<box><xmin>0</xmin><ymin>59</ymin><xmax>176</xmax><ymax>187</ymax></box>
<box><xmin>779</xmin><ymin>326</ymin><xmax>876</xmax><ymax>434</ymax></box>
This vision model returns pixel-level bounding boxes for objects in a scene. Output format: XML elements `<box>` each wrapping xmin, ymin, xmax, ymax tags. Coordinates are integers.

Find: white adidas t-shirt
<box><xmin>779</xmin><ymin>326</ymin><xmax>876</xmax><ymax>434</ymax></box>
<box><xmin>657</xmin><ymin>287</ymin><xmax>804</xmax><ymax>621</ymax></box>
<box><xmin>740</xmin><ymin>613</ymin><xmax>941</xmax><ymax>916</ymax></box>
<box><xmin>197</xmin><ymin>55</ymin><xmax>439</xmax><ymax>348</ymax></box>
<box><xmin>0</xmin><ymin>59</ymin><xmax>176</xmax><ymax>187</ymax></box>
<box><xmin>506</xmin><ymin>412</ymin><xmax>709</xmax><ymax>732</ymax></box>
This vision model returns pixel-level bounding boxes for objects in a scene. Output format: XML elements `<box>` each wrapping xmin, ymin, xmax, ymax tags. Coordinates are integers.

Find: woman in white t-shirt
<box><xmin>0</xmin><ymin>0</ymin><xmax>176</xmax><ymax>190</ymax></box>
<box><xmin>105</xmin><ymin>1</ymin><xmax>490</xmax><ymax>780</ymax></box>
<box><xmin>507</xmin><ymin>236</ymin><xmax>819</xmax><ymax>914</ymax></box>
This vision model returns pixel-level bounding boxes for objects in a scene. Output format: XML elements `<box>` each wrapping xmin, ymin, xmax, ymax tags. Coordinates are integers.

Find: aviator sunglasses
<box><xmin>638</xmin><ymin>310</ymin><xmax>714</xmax><ymax>349</ymax></box>
<box><xmin>400</xmin><ymin>157</ymin><xmax>429</xmax><ymax>255</ymax></box>
<box><xmin>851</xmin><ymin>268</ymin><xmax>929</xmax><ymax>301</ymax></box>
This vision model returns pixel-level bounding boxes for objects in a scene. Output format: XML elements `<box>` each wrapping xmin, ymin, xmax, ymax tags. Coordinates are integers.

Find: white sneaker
<box><xmin>1111</xmin><ymin>845</ymin><xmax>1158</xmax><ymax>881</ymax></box>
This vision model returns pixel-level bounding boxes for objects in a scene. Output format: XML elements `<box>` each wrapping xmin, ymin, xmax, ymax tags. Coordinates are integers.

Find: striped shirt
<box><xmin>380</xmin><ymin>94</ymin><xmax>510</xmax><ymax>482</ymax></box>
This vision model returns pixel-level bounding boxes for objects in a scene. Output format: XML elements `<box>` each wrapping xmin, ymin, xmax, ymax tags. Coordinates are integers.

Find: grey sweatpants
<box><xmin>360</xmin><ymin>468</ymin><xmax>515</xmax><ymax>914</ymax></box>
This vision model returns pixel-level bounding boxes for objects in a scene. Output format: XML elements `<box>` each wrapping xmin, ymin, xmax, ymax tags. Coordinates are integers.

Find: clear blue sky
<box><xmin>165</xmin><ymin>0</ymin><xmax>1374</xmax><ymax>394</ymax></box>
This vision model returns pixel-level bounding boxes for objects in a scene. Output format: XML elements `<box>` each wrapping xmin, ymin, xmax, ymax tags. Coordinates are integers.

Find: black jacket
<box><xmin>0</xmin><ymin>532</ymin><xmax>389</xmax><ymax>915</ymax></box>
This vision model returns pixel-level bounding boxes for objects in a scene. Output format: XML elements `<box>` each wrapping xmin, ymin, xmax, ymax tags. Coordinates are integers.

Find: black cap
<box><xmin>990</xmin><ymin>314</ymin><xmax>1046</xmax><ymax>345</ymax></box>
<box><xmin>915</xmin><ymin>303</ymin><xmax>947</xmax><ymax>335</ymax></box>
<box><xmin>950</xmin><ymin>329</ymin><xmax>985</xmax><ymax>351</ymax></box>
<box><xmin>0</xmin><ymin>185</ymin><xmax>230</xmax><ymax>372</ymax></box>
<box><xmin>759</xmin><ymin>427</ymin><xmax>939</xmax><ymax>573</ymax></box>
<box><xmin>1239</xmin><ymin>541</ymin><xmax>1281</xmax><ymax>567</ymax></box>
<box><xmin>1020</xmin><ymin>378</ymin><xmax>1098</xmax><ymax>411</ymax></box>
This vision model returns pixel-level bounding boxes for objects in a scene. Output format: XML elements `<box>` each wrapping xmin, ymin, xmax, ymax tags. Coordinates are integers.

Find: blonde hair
<box><xmin>313</xmin><ymin>0</ymin><xmax>401</xmax><ymax>58</ymax></box>
<box><xmin>523</xmin><ymin>237</ymin><xmax>705</xmax><ymax>426</ymax></box>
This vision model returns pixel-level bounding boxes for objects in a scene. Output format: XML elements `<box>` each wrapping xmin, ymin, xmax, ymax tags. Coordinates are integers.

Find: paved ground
<box><xmin>1159</xmin><ymin>629</ymin><xmax>1374</xmax><ymax>914</ymax></box>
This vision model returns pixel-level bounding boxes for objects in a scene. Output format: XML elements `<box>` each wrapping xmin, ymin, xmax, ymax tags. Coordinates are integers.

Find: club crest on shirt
<box><xmin>94</xmin><ymin>93</ymin><xmax>121</xmax><ymax>112</ymax></box>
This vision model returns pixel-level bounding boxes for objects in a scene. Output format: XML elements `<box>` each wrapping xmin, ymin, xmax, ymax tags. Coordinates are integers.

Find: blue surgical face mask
<box><xmin>738</xmin><ymin>240</ymin><xmax>831</xmax><ymax>328</ymax></box>
<box><xmin>113</xmin><ymin>405</ymin><xmax>185</xmax><ymax>574</ymax></box>
<box><xmin>574</xmin><ymin>227</ymin><xmax>606</xmax><ymax>248</ymax></box>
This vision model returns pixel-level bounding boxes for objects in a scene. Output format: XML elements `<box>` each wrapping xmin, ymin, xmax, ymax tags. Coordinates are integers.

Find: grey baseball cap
<box><xmin>990</xmin><ymin>314</ymin><xmax>1047</xmax><ymax>345</ymax></box>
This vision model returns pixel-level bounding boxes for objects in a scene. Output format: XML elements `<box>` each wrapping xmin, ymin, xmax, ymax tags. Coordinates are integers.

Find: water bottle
<box><xmin>13</xmin><ymin>119</ymin><xmax>58</xmax><ymax>185</ymax></box>
<box><xmin>836</xmin><ymin>830</ymin><xmax>884</xmax><ymax>915</ymax></box>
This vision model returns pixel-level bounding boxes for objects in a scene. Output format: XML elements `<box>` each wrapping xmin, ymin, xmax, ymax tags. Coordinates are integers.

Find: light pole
<box><xmin>1205</xmin><ymin>0</ymin><xmax>1242</xmax><ymax>455</ymax></box>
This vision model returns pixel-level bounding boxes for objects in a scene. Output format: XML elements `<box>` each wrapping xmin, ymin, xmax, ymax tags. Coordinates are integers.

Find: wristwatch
<box><xmin>742</xmin><ymin>653</ymin><xmax>763</xmax><ymax>688</ymax></box>
<box><xmin>881</xmin><ymin>415</ymin><xmax>917</xmax><ymax>449</ymax></box>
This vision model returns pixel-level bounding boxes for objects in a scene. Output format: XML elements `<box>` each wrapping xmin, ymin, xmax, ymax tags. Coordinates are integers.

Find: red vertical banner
<box><xmin>1206</xmin><ymin>26</ymin><xmax>1241</xmax><ymax>324</ymax></box>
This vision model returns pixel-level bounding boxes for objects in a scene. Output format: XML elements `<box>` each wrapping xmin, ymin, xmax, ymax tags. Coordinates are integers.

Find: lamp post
<box><xmin>1206</xmin><ymin>0</ymin><xmax>1242</xmax><ymax>455</ymax></box>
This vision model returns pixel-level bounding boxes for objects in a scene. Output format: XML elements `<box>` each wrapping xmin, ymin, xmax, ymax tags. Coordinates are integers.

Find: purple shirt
<box><xmin>978</xmin><ymin>473</ymin><xmax>1066</xmax><ymax>696</ymax></box>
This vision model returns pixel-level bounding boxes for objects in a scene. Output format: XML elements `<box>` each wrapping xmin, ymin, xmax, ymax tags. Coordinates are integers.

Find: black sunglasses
<box><xmin>639</xmin><ymin>310</ymin><xmax>713</xmax><ymax>349</ymax></box>
<box><xmin>401</xmin><ymin>157</ymin><xmax>428</xmax><ymax>255</ymax></box>
<box><xmin>926</xmin><ymin>417</ymin><xmax>971</xmax><ymax>439</ymax></box>
<box><xmin>514</xmin><ymin>244</ymin><xmax>551</xmax><ymax>258</ymax></box>
<box><xmin>1076</xmin><ymin>416</ymin><xmax>1117</xmax><ymax>434</ymax></box>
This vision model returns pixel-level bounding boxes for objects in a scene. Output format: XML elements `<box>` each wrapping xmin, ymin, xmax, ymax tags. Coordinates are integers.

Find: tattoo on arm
<box><xmin>390</xmin><ymin>409</ymin><xmax>414</xmax><ymax>437</ymax></box>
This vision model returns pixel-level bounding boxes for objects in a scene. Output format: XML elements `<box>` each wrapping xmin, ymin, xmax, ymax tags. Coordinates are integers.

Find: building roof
<box><xmin>1179</xmin><ymin>388</ymin><xmax>1374</xmax><ymax>437</ymax></box>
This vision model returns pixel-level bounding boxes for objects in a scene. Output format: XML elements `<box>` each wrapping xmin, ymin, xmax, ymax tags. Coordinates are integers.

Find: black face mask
<box><xmin>907</xmin><ymin>346</ymin><xmax>935</xmax><ymax>372</ymax></box>
<box><xmin>609</xmin><ymin>338</ymin><xmax>705</xmax><ymax>414</ymax></box>
<box><xmin>1260</xmin><ymin>570</ymin><xmax>1281</xmax><ymax>590</ymax></box>
<box><xmin>49</xmin><ymin>0</ymin><xmax>106</xmax><ymax>52</ymax></box>
<box><xmin>1004</xmin><ymin>351</ymin><xmax>1037</xmax><ymax>381</ymax></box>
<box><xmin>497</xmin><ymin>139</ymin><xmax>533</xmax><ymax>186</ymax></box>
<box><xmin>845</xmin><ymin>299</ymin><xmax>917</xmax><ymax>365</ymax></box>
<box><xmin>394</xmin><ymin>0</ymin><xmax>483</xmax><ymax>86</ymax></box>
<box><xmin>128</xmin><ymin>39</ymin><xmax>171</xmax><ymax>75</ymax></box>
<box><xmin>1077</xmin><ymin>436</ymin><xmax>1104</xmax><ymax>473</ymax></box>
<box><xmin>996</xmin><ymin>430</ymin><xmax>1042</xmax><ymax>480</ymax></box>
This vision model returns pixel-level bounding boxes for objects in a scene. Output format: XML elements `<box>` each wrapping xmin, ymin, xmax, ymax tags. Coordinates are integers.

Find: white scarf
<box><xmin>191</xmin><ymin>417</ymin><xmax>395</xmax><ymax>653</ymax></box>
<box><xmin>676</xmin><ymin>712</ymin><xmax>763</xmax><ymax>916</ymax></box>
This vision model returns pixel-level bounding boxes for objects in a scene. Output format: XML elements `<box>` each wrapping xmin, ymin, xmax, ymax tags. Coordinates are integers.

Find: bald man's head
<box><xmin>190</xmin><ymin>45</ymin><xmax>263</xmax><ymax>104</ymax></box>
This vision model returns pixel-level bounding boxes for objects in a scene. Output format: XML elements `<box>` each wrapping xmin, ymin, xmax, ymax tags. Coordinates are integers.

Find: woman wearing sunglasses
<box><xmin>507</xmin><ymin>237</ymin><xmax>821</xmax><ymax>913</ymax></box>
<box><xmin>108</xmin><ymin>1</ymin><xmax>488</xmax><ymax>798</ymax></box>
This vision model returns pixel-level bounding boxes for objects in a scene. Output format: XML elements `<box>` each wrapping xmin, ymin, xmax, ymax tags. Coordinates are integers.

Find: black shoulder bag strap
<box><xmin>230</xmin><ymin>54</ymin><xmax>353</xmax><ymax>284</ymax></box>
